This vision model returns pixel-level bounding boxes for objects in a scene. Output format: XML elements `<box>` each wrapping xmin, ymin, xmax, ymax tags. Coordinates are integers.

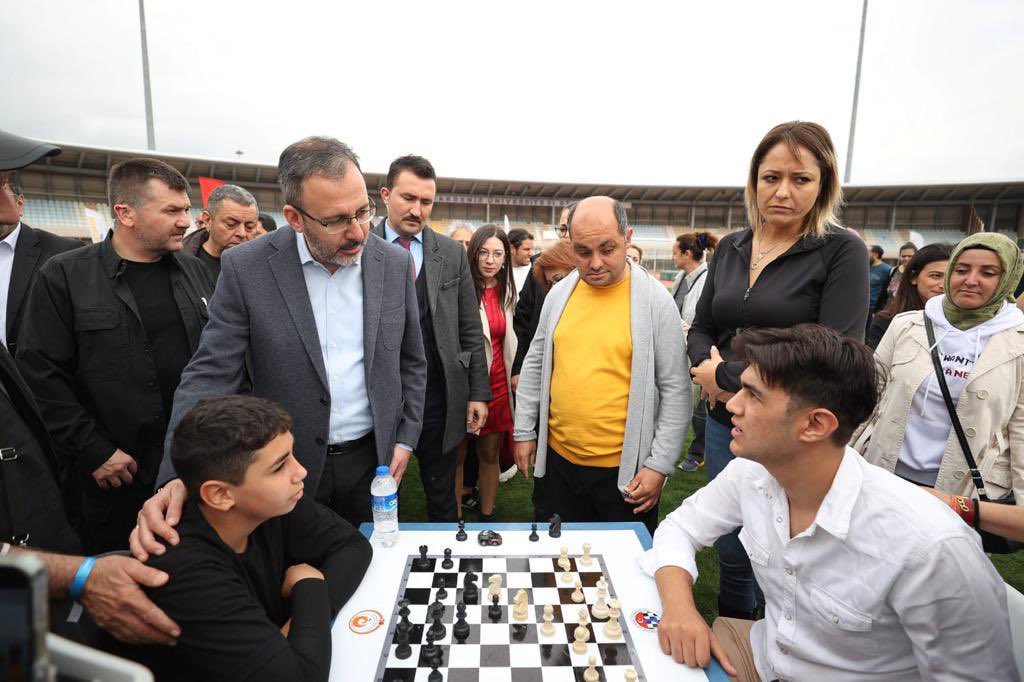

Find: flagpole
<box><xmin>844</xmin><ymin>0</ymin><xmax>868</xmax><ymax>184</ymax></box>
<box><xmin>139</xmin><ymin>0</ymin><xmax>156</xmax><ymax>150</ymax></box>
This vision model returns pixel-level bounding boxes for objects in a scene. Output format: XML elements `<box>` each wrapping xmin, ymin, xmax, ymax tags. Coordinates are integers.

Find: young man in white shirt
<box><xmin>643</xmin><ymin>323</ymin><xmax>1016</xmax><ymax>682</ymax></box>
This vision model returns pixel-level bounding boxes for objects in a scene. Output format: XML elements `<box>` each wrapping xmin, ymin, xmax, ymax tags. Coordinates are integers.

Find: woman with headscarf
<box><xmin>856</xmin><ymin>233</ymin><xmax>1024</xmax><ymax>506</ymax></box>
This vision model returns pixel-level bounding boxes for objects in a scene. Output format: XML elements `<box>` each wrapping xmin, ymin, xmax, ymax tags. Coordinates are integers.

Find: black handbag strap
<box><xmin>0</xmin><ymin>446</ymin><xmax>29</xmax><ymax>545</ymax></box>
<box><xmin>923</xmin><ymin>315</ymin><xmax>991</xmax><ymax>501</ymax></box>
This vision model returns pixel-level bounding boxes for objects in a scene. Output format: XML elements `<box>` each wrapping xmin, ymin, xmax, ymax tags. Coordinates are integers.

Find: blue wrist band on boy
<box><xmin>69</xmin><ymin>556</ymin><xmax>96</xmax><ymax>601</ymax></box>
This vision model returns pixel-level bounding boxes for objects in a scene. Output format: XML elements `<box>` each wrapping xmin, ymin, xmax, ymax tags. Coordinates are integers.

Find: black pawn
<box><xmin>427</xmin><ymin>656</ymin><xmax>443</xmax><ymax>682</ymax></box>
<box><xmin>455</xmin><ymin>520</ymin><xmax>467</xmax><ymax>542</ymax></box>
<box><xmin>548</xmin><ymin>513</ymin><xmax>562</xmax><ymax>538</ymax></box>
<box><xmin>453</xmin><ymin>601</ymin><xmax>470</xmax><ymax>643</ymax></box>
<box><xmin>429</xmin><ymin>596</ymin><xmax>445</xmax><ymax>620</ymax></box>
<box><xmin>488</xmin><ymin>594</ymin><xmax>502</xmax><ymax>622</ymax></box>
<box><xmin>421</xmin><ymin>631</ymin><xmax>439</xmax><ymax>663</ymax></box>
<box><xmin>435</xmin><ymin>574</ymin><xmax>448</xmax><ymax>601</ymax></box>
<box><xmin>417</xmin><ymin>544</ymin><xmax>430</xmax><ymax>568</ymax></box>
<box><xmin>528</xmin><ymin>523</ymin><xmax>539</xmax><ymax>542</ymax></box>
<box><xmin>442</xmin><ymin>547</ymin><xmax>454</xmax><ymax>570</ymax></box>
<box><xmin>397</xmin><ymin>599</ymin><xmax>412</xmax><ymax>634</ymax></box>
<box><xmin>428</xmin><ymin>609</ymin><xmax>446</xmax><ymax>641</ymax></box>
<box><xmin>394</xmin><ymin>624</ymin><xmax>412</xmax><ymax>659</ymax></box>
<box><xmin>463</xmin><ymin>573</ymin><xmax>478</xmax><ymax>605</ymax></box>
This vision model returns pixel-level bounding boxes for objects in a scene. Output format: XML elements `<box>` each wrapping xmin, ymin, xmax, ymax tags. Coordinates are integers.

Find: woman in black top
<box><xmin>865</xmin><ymin>243</ymin><xmax>951</xmax><ymax>348</ymax></box>
<box><xmin>687</xmin><ymin>121</ymin><xmax>869</xmax><ymax>619</ymax></box>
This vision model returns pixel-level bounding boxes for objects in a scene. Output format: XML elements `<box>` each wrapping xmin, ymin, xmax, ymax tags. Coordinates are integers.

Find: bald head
<box><xmin>568</xmin><ymin>196</ymin><xmax>634</xmax><ymax>287</ymax></box>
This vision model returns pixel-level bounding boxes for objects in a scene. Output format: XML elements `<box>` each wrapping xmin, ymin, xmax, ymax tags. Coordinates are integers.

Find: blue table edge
<box><xmin>356</xmin><ymin>521</ymin><xmax>729</xmax><ymax>681</ymax></box>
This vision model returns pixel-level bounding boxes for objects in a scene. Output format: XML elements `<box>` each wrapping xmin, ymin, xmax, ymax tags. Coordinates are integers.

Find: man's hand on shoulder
<box><xmin>130</xmin><ymin>479</ymin><xmax>188</xmax><ymax>561</ymax></box>
<box><xmin>82</xmin><ymin>555</ymin><xmax>181</xmax><ymax>646</ymax></box>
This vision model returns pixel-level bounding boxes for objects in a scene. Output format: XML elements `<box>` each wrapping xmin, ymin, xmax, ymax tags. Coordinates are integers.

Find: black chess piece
<box><xmin>427</xmin><ymin>656</ymin><xmax>443</xmax><ymax>682</ymax></box>
<box><xmin>417</xmin><ymin>544</ymin><xmax>430</xmax><ymax>569</ymax></box>
<box><xmin>548</xmin><ymin>513</ymin><xmax>562</xmax><ymax>538</ymax></box>
<box><xmin>394</xmin><ymin>624</ymin><xmax>412</xmax><ymax>659</ymax></box>
<box><xmin>528</xmin><ymin>523</ymin><xmax>539</xmax><ymax>542</ymax></box>
<box><xmin>452</xmin><ymin>601</ymin><xmax>470</xmax><ymax>643</ymax></box>
<box><xmin>463</xmin><ymin>572</ymin><xmax>478</xmax><ymax>605</ymax></box>
<box><xmin>442</xmin><ymin>547</ymin><xmax>454</xmax><ymax>570</ymax></box>
<box><xmin>435</xmin><ymin>574</ymin><xmax>448</xmax><ymax>601</ymax></box>
<box><xmin>428</xmin><ymin>609</ymin><xmax>446</xmax><ymax>641</ymax></box>
<box><xmin>421</xmin><ymin>631</ymin><xmax>439</xmax><ymax>663</ymax></box>
<box><xmin>488</xmin><ymin>594</ymin><xmax>502</xmax><ymax>622</ymax></box>
<box><xmin>397</xmin><ymin>599</ymin><xmax>412</xmax><ymax>635</ymax></box>
<box><xmin>429</xmin><ymin>596</ymin><xmax>445</xmax><ymax>620</ymax></box>
<box><xmin>456</xmin><ymin>519</ymin><xmax>467</xmax><ymax>542</ymax></box>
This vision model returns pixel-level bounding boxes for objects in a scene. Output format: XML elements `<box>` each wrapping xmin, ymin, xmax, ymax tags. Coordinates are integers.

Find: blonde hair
<box><xmin>744</xmin><ymin>121</ymin><xmax>843</xmax><ymax>239</ymax></box>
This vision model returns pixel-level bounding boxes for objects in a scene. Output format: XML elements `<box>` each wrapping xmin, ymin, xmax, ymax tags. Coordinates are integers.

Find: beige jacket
<box><xmin>479</xmin><ymin>295</ymin><xmax>518</xmax><ymax>395</ymax></box>
<box><xmin>853</xmin><ymin>310</ymin><xmax>1024</xmax><ymax>499</ymax></box>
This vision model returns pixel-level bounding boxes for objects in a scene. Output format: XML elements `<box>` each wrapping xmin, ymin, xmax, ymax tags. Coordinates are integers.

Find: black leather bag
<box><xmin>925</xmin><ymin>316</ymin><xmax>1019</xmax><ymax>554</ymax></box>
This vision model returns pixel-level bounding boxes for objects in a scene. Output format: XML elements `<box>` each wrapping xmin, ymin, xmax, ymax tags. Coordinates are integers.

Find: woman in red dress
<box><xmin>462</xmin><ymin>225</ymin><xmax>518</xmax><ymax>521</ymax></box>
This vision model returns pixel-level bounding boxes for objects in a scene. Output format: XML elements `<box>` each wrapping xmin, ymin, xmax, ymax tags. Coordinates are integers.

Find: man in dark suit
<box><xmin>0</xmin><ymin>173</ymin><xmax>81</xmax><ymax>355</ymax></box>
<box><xmin>132</xmin><ymin>137</ymin><xmax>427</xmax><ymax>554</ymax></box>
<box><xmin>373</xmin><ymin>155</ymin><xmax>490</xmax><ymax>521</ymax></box>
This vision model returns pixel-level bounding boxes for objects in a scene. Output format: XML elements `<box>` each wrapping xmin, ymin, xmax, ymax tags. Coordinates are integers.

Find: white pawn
<box><xmin>512</xmin><ymin>588</ymin><xmax>529</xmax><ymax>621</ymax></box>
<box><xmin>603</xmin><ymin>599</ymin><xmax>622</xmax><ymax>639</ymax></box>
<box><xmin>579</xmin><ymin>542</ymin><xmax>593</xmax><ymax>567</ymax></box>
<box><xmin>573</xmin><ymin>624</ymin><xmax>589</xmax><ymax>654</ymax></box>
<box><xmin>561</xmin><ymin>563</ymin><xmax>573</xmax><ymax>583</ymax></box>
<box><xmin>540</xmin><ymin>604</ymin><xmax>556</xmax><ymax>637</ymax></box>
<box><xmin>624</xmin><ymin>668</ymin><xmax>638</xmax><ymax>682</ymax></box>
<box><xmin>558</xmin><ymin>545</ymin><xmax>571</xmax><ymax>571</ymax></box>
<box><xmin>583</xmin><ymin>655</ymin><xmax>600</xmax><ymax>682</ymax></box>
<box><xmin>591</xmin><ymin>592</ymin><xmax>609</xmax><ymax>620</ymax></box>
<box><xmin>596</xmin><ymin>577</ymin><xmax>608</xmax><ymax>595</ymax></box>
<box><xmin>571</xmin><ymin>578</ymin><xmax>584</xmax><ymax>603</ymax></box>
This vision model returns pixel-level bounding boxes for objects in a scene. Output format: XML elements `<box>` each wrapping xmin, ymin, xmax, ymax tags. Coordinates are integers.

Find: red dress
<box><xmin>478</xmin><ymin>286</ymin><xmax>513</xmax><ymax>436</ymax></box>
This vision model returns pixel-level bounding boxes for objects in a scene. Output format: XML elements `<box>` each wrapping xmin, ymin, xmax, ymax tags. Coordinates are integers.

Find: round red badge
<box><xmin>348</xmin><ymin>609</ymin><xmax>385</xmax><ymax>634</ymax></box>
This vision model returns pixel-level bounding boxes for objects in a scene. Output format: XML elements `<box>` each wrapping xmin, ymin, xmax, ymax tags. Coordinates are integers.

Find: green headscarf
<box><xmin>942</xmin><ymin>232</ymin><xmax>1024</xmax><ymax>330</ymax></box>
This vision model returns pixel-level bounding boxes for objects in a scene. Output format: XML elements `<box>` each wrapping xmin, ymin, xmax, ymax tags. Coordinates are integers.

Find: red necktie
<box><xmin>395</xmin><ymin>236</ymin><xmax>415</xmax><ymax>277</ymax></box>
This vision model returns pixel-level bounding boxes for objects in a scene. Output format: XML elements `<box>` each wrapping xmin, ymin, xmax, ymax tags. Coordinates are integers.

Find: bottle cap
<box><xmin>376</xmin><ymin>465</ymin><xmax>391</xmax><ymax>476</ymax></box>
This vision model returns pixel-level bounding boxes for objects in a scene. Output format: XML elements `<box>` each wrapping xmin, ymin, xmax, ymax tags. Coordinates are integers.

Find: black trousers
<box><xmin>315</xmin><ymin>434</ymin><xmax>377</xmax><ymax>527</ymax></box>
<box><xmin>415</xmin><ymin>407</ymin><xmax>458</xmax><ymax>522</ymax></box>
<box><xmin>81</xmin><ymin>479</ymin><xmax>154</xmax><ymax>554</ymax></box>
<box><xmin>541</xmin><ymin>447</ymin><xmax>658</xmax><ymax>536</ymax></box>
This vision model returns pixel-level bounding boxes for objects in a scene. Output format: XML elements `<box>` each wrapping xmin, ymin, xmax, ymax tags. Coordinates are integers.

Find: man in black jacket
<box><xmin>180</xmin><ymin>183</ymin><xmax>259</xmax><ymax>280</ymax></box>
<box><xmin>0</xmin><ymin>173</ymin><xmax>81</xmax><ymax>355</ymax></box>
<box><xmin>372</xmin><ymin>155</ymin><xmax>490</xmax><ymax>521</ymax></box>
<box><xmin>17</xmin><ymin>158</ymin><xmax>214</xmax><ymax>553</ymax></box>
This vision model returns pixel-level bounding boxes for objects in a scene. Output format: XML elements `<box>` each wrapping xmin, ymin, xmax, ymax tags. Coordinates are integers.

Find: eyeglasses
<box><xmin>292</xmin><ymin>198</ymin><xmax>376</xmax><ymax>234</ymax></box>
<box><xmin>477</xmin><ymin>249</ymin><xmax>505</xmax><ymax>262</ymax></box>
<box><xmin>557</xmin><ymin>224</ymin><xmax>569</xmax><ymax>238</ymax></box>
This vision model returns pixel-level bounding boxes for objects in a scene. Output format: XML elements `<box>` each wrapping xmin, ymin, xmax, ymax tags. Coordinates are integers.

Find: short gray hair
<box><xmin>277</xmin><ymin>136</ymin><xmax>361</xmax><ymax>207</ymax></box>
<box><xmin>446</xmin><ymin>221</ymin><xmax>476</xmax><ymax>237</ymax></box>
<box><xmin>205</xmin><ymin>184</ymin><xmax>257</xmax><ymax>217</ymax></box>
<box><xmin>566</xmin><ymin>199</ymin><xmax>629</xmax><ymax>236</ymax></box>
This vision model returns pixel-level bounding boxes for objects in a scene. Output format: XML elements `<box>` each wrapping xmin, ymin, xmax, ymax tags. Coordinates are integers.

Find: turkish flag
<box><xmin>198</xmin><ymin>176</ymin><xmax>226</xmax><ymax>207</ymax></box>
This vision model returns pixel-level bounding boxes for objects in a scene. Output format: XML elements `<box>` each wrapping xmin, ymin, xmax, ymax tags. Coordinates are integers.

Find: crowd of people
<box><xmin>0</xmin><ymin>118</ymin><xmax>1022</xmax><ymax>681</ymax></box>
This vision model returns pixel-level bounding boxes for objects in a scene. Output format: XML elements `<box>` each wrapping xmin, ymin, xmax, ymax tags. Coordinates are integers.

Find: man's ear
<box><xmin>199</xmin><ymin>480</ymin><xmax>236</xmax><ymax>512</ymax></box>
<box><xmin>200</xmin><ymin>209</ymin><xmax>212</xmax><ymax>226</ymax></box>
<box><xmin>380</xmin><ymin>186</ymin><xmax>391</xmax><ymax>205</ymax></box>
<box><xmin>282</xmin><ymin>205</ymin><xmax>304</xmax><ymax>233</ymax></box>
<box><xmin>113</xmin><ymin>203</ymin><xmax>135</xmax><ymax>228</ymax></box>
<box><xmin>624</xmin><ymin>227</ymin><xmax>634</xmax><ymax>246</ymax></box>
<box><xmin>796</xmin><ymin>407</ymin><xmax>839</xmax><ymax>445</ymax></box>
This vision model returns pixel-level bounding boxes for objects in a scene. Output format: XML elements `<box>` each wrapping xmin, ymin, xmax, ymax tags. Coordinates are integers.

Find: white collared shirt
<box><xmin>383</xmin><ymin>220</ymin><xmax>423</xmax><ymax>277</ymax></box>
<box><xmin>0</xmin><ymin>222</ymin><xmax>22</xmax><ymax>347</ymax></box>
<box><xmin>641</xmin><ymin>447</ymin><xmax>1017</xmax><ymax>681</ymax></box>
<box><xmin>294</xmin><ymin>230</ymin><xmax>373</xmax><ymax>443</ymax></box>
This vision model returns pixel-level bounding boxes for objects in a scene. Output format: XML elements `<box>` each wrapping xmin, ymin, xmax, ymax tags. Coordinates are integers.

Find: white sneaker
<box><xmin>499</xmin><ymin>465</ymin><xmax>518</xmax><ymax>483</ymax></box>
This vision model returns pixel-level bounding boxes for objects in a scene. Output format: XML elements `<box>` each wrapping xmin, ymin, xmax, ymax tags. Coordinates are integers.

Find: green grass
<box><xmin>398</xmin><ymin>444</ymin><xmax>1024</xmax><ymax>623</ymax></box>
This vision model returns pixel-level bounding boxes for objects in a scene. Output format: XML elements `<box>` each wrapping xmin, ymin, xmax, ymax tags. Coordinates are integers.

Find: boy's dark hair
<box><xmin>732</xmin><ymin>324</ymin><xmax>877</xmax><ymax>445</ymax></box>
<box><xmin>870</xmin><ymin>244</ymin><xmax>885</xmax><ymax>258</ymax></box>
<box><xmin>171</xmin><ymin>396</ymin><xmax>293</xmax><ymax>500</ymax></box>
<box><xmin>507</xmin><ymin>228</ymin><xmax>533</xmax><ymax>248</ymax></box>
<box><xmin>107</xmin><ymin>158</ymin><xmax>190</xmax><ymax>219</ymax></box>
<box><xmin>385</xmin><ymin>154</ymin><xmax>436</xmax><ymax>189</ymax></box>
<box><xmin>258</xmin><ymin>213</ymin><xmax>277</xmax><ymax>231</ymax></box>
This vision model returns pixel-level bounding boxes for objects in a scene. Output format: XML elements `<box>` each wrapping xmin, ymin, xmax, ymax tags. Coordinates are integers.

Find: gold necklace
<box><xmin>750</xmin><ymin>234</ymin><xmax>790</xmax><ymax>271</ymax></box>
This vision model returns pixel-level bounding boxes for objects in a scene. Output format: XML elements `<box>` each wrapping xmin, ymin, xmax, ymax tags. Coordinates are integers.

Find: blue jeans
<box><xmin>704</xmin><ymin>417</ymin><xmax>764</xmax><ymax>616</ymax></box>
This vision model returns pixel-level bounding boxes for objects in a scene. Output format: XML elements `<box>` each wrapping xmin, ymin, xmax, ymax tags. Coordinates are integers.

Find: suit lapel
<box><xmin>268</xmin><ymin>231</ymin><xmax>329</xmax><ymax>391</ymax></box>
<box><xmin>7</xmin><ymin>226</ymin><xmax>41</xmax><ymax>340</ymax></box>
<box><xmin>362</xmin><ymin>235</ymin><xmax>385</xmax><ymax>374</ymax></box>
<box><xmin>422</xmin><ymin>228</ymin><xmax>443</xmax><ymax>315</ymax></box>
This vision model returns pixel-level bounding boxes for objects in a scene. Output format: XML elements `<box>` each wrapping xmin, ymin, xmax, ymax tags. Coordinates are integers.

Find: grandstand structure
<box><xmin>14</xmin><ymin>142</ymin><xmax>1024</xmax><ymax>277</ymax></box>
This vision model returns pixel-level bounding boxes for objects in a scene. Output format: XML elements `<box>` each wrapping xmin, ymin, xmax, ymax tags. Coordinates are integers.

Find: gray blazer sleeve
<box><xmin>456</xmin><ymin>248</ymin><xmax>492</xmax><ymax>403</ymax></box>
<box><xmin>643</xmin><ymin>285</ymin><xmax>692</xmax><ymax>475</ymax></box>
<box><xmin>395</xmin><ymin>251</ymin><xmax>427</xmax><ymax>450</ymax></box>
<box><xmin>157</xmin><ymin>252</ymin><xmax>251</xmax><ymax>486</ymax></box>
<box><xmin>512</xmin><ymin>289</ymin><xmax>556</xmax><ymax>442</ymax></box>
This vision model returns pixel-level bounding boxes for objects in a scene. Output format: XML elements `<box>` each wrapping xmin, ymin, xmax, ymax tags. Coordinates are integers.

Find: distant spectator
<box><xmin>182</xmin><ymin>184</ymin><xmax>259</xmax><ymax>280</ymax></box>
<box><xmin>508</xmin><ymin>227</ymin><xmax>535</xmax><ymax>294</ymax></box>
<box><xmin>867</xmin><ymin>244</ymin><xmax>892</xmax><ymax>311</ymax></box>
<box><xmin>447</xmin><ymin>222</ymin><xmax>475</xmax><ymax>251</ymax></box>
<box><xmin>626</xmin><ymin>244</ymin><xmax>643</xmax><ymax>265</ymax></box>
<box><xmin>874</xmin><ymin>241</ymin><xmax>917</xmax><ymax>312</ymax></box>
<box><xmin>865</xmin><ymin>243</ymin><xmax>951</xmax><ymax>348</ymax></box>
<box><xmin>255</xmin><ymin>212</ymin><xmax>278</xmax><ymax>237</ymax></box>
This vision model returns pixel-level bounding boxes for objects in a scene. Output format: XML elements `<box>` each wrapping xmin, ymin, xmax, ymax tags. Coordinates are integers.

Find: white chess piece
<box><xmin>624</xmin><ymin>668</ymin><xmax>638</xmax><ymax>682</ymax></box>
<box><xmin>540</xmin><ymin>604</ymin><xmax>556</xmax><ymax>637</ymax></box>
<box><xmin>580</xmin><ymin>542</ymin><xmax>593</xmax><ymax>567</ymax></box>
<box><xmin>488</xmin><ymin>574</ymin><xmax>502</xmax><ymax>600</ymax></box>
<box><xmin>591</xmin><ymin>592</ymin><xmax>609</xmax><ymax>620</ymax></box>
<box><xmin>571</xmin><ymin>578</ymin><xmax>584</xmax><ymax>603</ymax></box>
<box><xmin>561</xmin><ymin>564</ymin><xmax>573</xmax><ymax>583</ymax></box>
<box><xmin>572</xmin><ymin>625</ymin><xmax>589</xmax><ymax>654</ymax></box>
<box><xmin>512</xmin><ymin>588</ymin><xmax>529</xmax><ymax>621</ymax></box>
<box><xmin>558</xmin><ymin>545</ymin><xmax>571</xmax><ymax>571</ymax></box>
<box><xmin>603</xmin><ymin>599</ymin><xmax>622</xmax><ymax>639</ymax></box>
<box><xmin>583</xmin><ymin>655</ymin><xmax>600</xmax><ymax>682</ymax></box>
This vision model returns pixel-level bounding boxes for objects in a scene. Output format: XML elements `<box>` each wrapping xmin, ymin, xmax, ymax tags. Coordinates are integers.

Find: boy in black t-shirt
<box><xmin>124</xmin><ymin>395</ymin><xmax>372</xmax><ymax>681</ymax></box>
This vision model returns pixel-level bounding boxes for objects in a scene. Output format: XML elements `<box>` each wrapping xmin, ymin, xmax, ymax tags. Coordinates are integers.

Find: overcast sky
<box><xmin>3</xmin><ymin>0</ymin><xmax>1022</xmax><ymax>187</ymax></box>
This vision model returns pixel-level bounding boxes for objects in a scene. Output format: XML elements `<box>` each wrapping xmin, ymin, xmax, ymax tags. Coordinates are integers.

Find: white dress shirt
<box><xmin>641</xmin><ymin>447</ymin><xmax>1017</xmax><ymax>681</ymax></box>
<box><xmin>680</xmin><ymin>262</ymin><xmax>708</xmax><ymax>328</ymax></box>
<box><xmin>295</xmin><ymin>230</ymin><xmax>373</xmax><ymax>443</ymax></box>
<box><xmin>383</xmin><ymin>220</ymin><xmax>423</xmax><ymax>277</ymax></box>
<box><xmin>0</xmin><ymin>222</ymin><xmax>22</xmax><ymax>347</ymax></box>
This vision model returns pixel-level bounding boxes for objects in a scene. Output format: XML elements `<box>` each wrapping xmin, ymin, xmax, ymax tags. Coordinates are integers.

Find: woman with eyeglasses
<box><xmin>865</xmin><ymin>243</ymin><xmax>952</xmax><ymax>349</ymax></box>
<box><xmin>461</xmin><ymin>225</ymin><xmax>518</xmax><ymax>522</ymax></box>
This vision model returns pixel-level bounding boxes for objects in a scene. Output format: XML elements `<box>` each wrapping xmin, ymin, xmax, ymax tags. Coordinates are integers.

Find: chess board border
<box><xmin>356</xmin><ymin>522</ymin><xmax>730</xmax><ymax>682</ymax></box>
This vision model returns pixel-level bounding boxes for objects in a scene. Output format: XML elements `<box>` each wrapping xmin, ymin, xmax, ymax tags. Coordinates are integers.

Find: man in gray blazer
<box><xmin>372</xmin><ymin>155</ymin><xmax>490</xmax><ymax>521</ymax></box>
<box><xmin>133</xmin><ymin>137</ymin><xmax>426</xmax><ymax>548</ymax></box>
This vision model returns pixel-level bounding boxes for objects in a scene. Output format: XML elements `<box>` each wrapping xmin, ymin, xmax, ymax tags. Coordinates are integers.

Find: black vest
<box><xmin>415</xmin><ymin>263</ymin><xmax>445</xmax><ymax>420</ymax></box>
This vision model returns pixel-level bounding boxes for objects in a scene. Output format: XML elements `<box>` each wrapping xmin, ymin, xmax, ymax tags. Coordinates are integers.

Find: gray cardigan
<box><xmin>512</xmin><ymin>262</ymin><xmax>691</xmax><ymax>490</ymax></box>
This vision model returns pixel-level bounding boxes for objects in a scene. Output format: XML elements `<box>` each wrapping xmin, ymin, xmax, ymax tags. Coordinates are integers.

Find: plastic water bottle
<box><xmin>370</xmin><ymin>465</ymin><xmax>399</xmax><ymax>547</ymax></box>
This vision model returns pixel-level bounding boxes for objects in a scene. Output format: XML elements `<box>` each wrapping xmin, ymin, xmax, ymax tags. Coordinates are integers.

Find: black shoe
<box><xmin>461</xmin><ymin>489</ymin><xmax>479</xmax><ymax>510</ymax></box>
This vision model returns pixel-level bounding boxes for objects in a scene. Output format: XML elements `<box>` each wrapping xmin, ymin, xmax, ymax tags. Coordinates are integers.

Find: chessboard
<box><xmin>332</xmin><ymin>523</ymin><xmax>728</xmax><ymax>682</ymax></box>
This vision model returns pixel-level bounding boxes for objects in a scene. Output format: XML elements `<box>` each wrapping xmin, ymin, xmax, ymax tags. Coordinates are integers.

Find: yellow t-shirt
<box><xmin>547</xmin><ymin>271</ymin><xmax>632</xmax><ymax>467</ymax></box>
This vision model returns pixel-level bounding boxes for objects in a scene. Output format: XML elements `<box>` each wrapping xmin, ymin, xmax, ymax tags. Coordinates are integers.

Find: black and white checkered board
<box><xmin>375</xmin><ymin>553</ymin><xmax>647</xmax><ymax>682</ymax></box>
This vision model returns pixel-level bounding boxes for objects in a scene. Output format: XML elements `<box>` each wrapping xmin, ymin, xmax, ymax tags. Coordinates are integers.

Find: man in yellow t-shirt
<box><xmin>512</xmin><ymin>197</ymin><xmax>691</xmax><ymax>534</ymax></box>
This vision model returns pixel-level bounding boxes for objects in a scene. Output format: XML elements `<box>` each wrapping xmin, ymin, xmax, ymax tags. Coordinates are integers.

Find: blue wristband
<box><xmin>69</xmin><ymin>557</ymin><xmax>96</xmax><ymax>601</ymax></box>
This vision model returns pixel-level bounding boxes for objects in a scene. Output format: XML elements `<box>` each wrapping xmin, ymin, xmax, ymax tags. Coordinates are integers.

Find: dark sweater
<box><xmin>687</xmin><ymin>226</ymin><xmax>869</xmax><ymax>425</ymax></box>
